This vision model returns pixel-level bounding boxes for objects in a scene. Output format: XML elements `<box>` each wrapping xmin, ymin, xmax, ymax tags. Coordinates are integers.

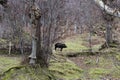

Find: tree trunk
<box><xmin>74</xmin><ymin>23</ymin><xmax>77</xmax><ymax>34</ymax></box>
<box><xmin>19</xmin><ymin>37</ymin><xmax>24</xmax><ymax>55</ymax></box>
<box><xmin>35</xmin><ymin>20</ymin><xmax>49</xmax><ymax>67</ymax></box>
<box><xmin>88</xmin><ymin>26</ymin><xmax>92</xmax><ymax>53</ymax></box>
<box><xmin>8</xmin><ymin>41</ymin><xmax>12</xmax><ymax>55</ymax></box>
<box><xmin>29</xmin><ymin>36</ymin><xmax>37</xmax><ymax>65</ymax></box>
<box><xmin>106</xmin><ymin>22</ymin><xmax>112</xmax><ymax>45</ymax></box>
<box><xmin>28</xmin><ymin>1</ymin><xmax>52</xmax><ymax>67</ymax></box>
<box><xmin>94</xmin><ymin>0</ymin><xmax>120</xmax><ymax>18</ymax></box>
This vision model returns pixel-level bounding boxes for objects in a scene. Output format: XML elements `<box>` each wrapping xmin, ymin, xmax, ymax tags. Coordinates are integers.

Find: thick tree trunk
<box><xmin>28</xmin><ymin>1</ymin><xmax>52</xmax><ymax>67</ymax></box>
<box><xmin>35</xmin><ymin>20</ymin><xmax>49</xmax><ymax>67</ymax></box>
<box><xmin>28</xmin><ymin>0</ymin><xmax>38</xmax><ymax>65</ymax></box>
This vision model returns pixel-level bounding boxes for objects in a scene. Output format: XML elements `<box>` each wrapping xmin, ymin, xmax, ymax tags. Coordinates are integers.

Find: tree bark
<box><xmin>106</xmin><ymin>22</ymin><xmax>112</xmax><ymax>45</ymax></box>
<box><xmin>29</xmin><ymin>0</ymin><xmax>38</xmax><ymax>65</ymax></box>
<box><xmin>8</xmin><ymin>41</ymin><xmax>12</xmax><ymax>55</ymax></box>
<box><xmin>28</xmin><ymin>0</ymin><xmax>52</xmax><ymax>67</ymax></box>
<box><xmin>35</xmin><ymin>20</ymin><xmax>50</xmax><ymax>67</ymax></box>
<box><xmin>94</xmin><ymin>0</ymin><xmax>120</xmax><ymax>18</ymax></box>
<box><xmin>29</xmin><ymin>36</ymin><xmax>37</xmax><ymax>64</ymax></box>
<box><xmin>94</xmin><ymin>0</ymin><xmax>120</xmax><ymax>47</ymax></box>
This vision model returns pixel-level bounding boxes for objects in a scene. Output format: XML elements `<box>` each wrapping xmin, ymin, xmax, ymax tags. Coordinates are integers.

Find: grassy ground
<box><xmin>0</xmin><ymin>54</ymin><xmax>83</xmax><ymax>80</ymax></box>
<box><xmin>0</xmin><ymin>55</ymin><xmax>21</xmax><ymax>74</ymax></box>
<box><xmin>55</xmin><ymin>34</ymin><xmax>120</xmax><ymax>80</ymax></box>
<box><xmin>49</xmin><ymin>54</ymin><xmax>83</xmax><ymax>80</ymax></box>
<box><xmin>58</xmin><ymin>34</ymin><xmax>104</xmax><ymax>54</ymax></box>
<box><xmin>0</xmin><ymin>34</ymin><xmax>120</xmax><ymax>80</ymax></box>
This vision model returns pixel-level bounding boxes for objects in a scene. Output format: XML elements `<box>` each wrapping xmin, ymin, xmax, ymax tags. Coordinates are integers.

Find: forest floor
<box><xmin>0</xmin><ymin>34</ymin><xmax>120</xmax><ymax>80</ymax></box>
<box><xmin>54</xmin><ymin>34</ymin><xmax>120</xmax><ymax>80</ymax></box>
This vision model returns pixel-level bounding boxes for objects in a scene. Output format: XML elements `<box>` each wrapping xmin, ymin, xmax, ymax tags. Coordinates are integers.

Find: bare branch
<box><xmin>94</xmin><ymin>0</ymin><xmax>120</xmax><ymax>17</ymax></box>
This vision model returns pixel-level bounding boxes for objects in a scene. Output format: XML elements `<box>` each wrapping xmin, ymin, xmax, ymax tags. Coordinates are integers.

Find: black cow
<box><xmin>55</xmin><ymin>43</ymin><xmax>67</xmax><ymax>51</ymax></box>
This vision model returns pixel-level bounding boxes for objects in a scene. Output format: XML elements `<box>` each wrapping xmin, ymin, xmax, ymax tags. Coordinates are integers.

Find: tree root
<box><xmin>99</xmin><ymin>40</ymin><xmax>120</xmax><ymax>51</ymax></box>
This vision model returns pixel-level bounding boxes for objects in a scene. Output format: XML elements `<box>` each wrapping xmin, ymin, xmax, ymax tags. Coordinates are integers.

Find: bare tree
<box><xmin>28</xmin><ymin>0</ymin><xmax>66</xmax><ymax>67</ymax></box>
<box><xmin>94</xmin><ymin>0</ymin><xmax>120</xmax><ymax>46</ymax></box>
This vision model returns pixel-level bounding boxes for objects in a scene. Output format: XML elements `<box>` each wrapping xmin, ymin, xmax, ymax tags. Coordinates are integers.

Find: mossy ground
<box><xmin>1</xmin><ymin>66</ymin><xmax>56</xmax><ymax>80</ymax></box>
<box><xmin>49</xmin><ymin>56</ymin><xmax>83</xmax><ymax>80</ymax></box>
<box><xmin>0</xmin><ymin>55</ymin><xmax>20</xmax><ymax>74</ymax></box>
<box><xmin>55</xmin><ymin>34</ymin><xmax>120</xmax><ymax>80</ymax></box>
<box><xmin>0</xmin><ymin>34</ymin><xmax>120</xmax><ymax>80</ymax></box>
<box><xmin>0</xmin><ymin>55</ymin><xmax>83</xmax><ymax>80</ymax></box>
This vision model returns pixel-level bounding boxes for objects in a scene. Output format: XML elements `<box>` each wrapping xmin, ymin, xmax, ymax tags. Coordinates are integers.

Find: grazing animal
<box><xmin>55</xmin><ymin>43</ymin><xmax>67</xmax><ymax>51</ymax></box>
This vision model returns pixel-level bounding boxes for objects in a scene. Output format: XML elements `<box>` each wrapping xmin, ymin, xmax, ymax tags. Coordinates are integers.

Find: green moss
<box><xmin>0</xmin><ymin>50</ymin><xmax>8</xmax><ymax>54</ymax></box>
<box><xmin>84</xmin><ymin>59</ymin><xmax>92</xmax><ymax>65</ymax></box>
<box><xmin>110</xmin><ymin>68</ymin><xmax>120</xmax><ymax>78</ymax></box>
<box><xmin>0</xmin><ymin>56</ymin><xmax>20</xmax><ymax>73</ymax></box>
<box><xmin>0</xmin><ymin>55</ymin><xmax>83</xmax><ymax>80</ymax></box>
<box><xmin>49</xmin><ymin>60</ymin><xmax>83</xmax><ymax>80</ymax></box>
<box><xmin>63</xmin><ymin>35</ymin><xmax>87</xmax><ymax>53</ymax></box>
<box><xmin>1</xmin><ymin>67</ymin><xmax>56</xmax><ymax>80</ymax></box>
<box><xmin>116</xmin><ymin>54</ymin><xmax>120</xmax><ymax>61</ymax></box>
<box><xmin>89</xmin><ymin>68</ymin><xmax>110</xmax><ymax>79</ymax></box>
<box><xmin>0</xmin><ymin>39</ymin><xmax>7</xmax><ymax>44</ymax></box>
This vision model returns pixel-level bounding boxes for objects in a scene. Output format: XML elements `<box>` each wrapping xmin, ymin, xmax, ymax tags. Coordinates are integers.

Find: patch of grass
<box><xmin>0</xmin><ymin>39</ymin><xmax>7</xmax><ymax>44</ymax></box>
<box><xmin>63</xmin><ymin>35</ymin><xmax>87</xmax><ymax>53</ymax></box>
<box><xmin>110</xmin><ymin>68</ymin><xmax>120</xmax><ymax>78</ymax></box>
<box><xmin>98</xmin><ymin>56</ymin><xmax>113</xmax><ymax>68</ymax></box>
<box><xmin>49</xmin><ymin>60</ymin><xmax>83</xmax><ymax>80</ymax></box>
<box><xmin>0</xmin><ymin>54</ymin><xmax>83</xmax><ymax>80</ymax></box>
<box><xmin>0</xmin><ymin>55</ymin><xmax>83</xmax><ymax>80</ymax></box>
<box><xmin>89</xmin><ymin>68</ymin><xmax>110</xmax><ymax>79</ymax></box>
<box><xmin>0</xmin><ymin>50</ymin><xmax>8</xmax><ymax>54</ymax></box>
<box><xmin>92</xmin><ymin>44</ymin><xmax>101</xmax><ymax>51</ymax></box>
<box><xmin>116</xmin><ymin>53</ymin><xmax>120</xmax><ymax>61</ymax></box>
<box><xmin>60</xmin><ymin>34</ymin><xmax>103</xmax><ymax>55</ymax></box>
<box><xmin>84</xmin><ymin>58</ymin><xmax>93</xmax><ymax>65</ymax></box>
<box><xmin>1</xmin><ymin>66</ymin><xmax>56</xmax><ymax>80</ymax></box>
<box><xmin>0</xmin><ymin>56</ymin><xmax>20</xmax><ymax>74</ymax></box>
